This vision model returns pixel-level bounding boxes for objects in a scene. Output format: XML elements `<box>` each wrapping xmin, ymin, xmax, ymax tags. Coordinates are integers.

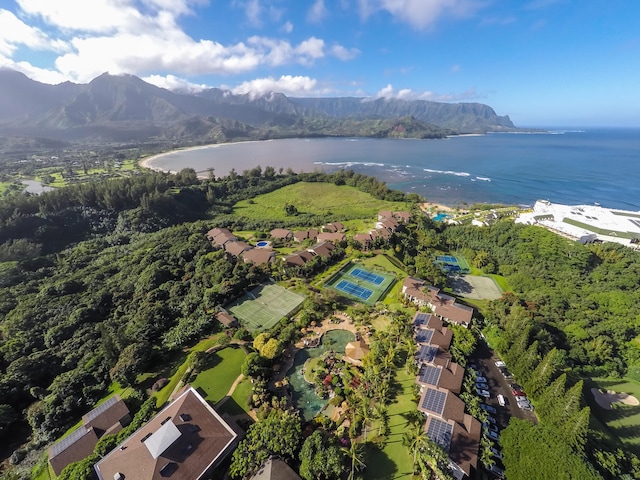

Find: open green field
<box><xmin>191</xmin><ymin>346</ymin><xmax>246</xmax><ymax>403</ymax></box>
<box><xmin>227</xmin><ymin>282</ymin><xmax>305</xmax><ymax>332</ymax></box>
<box><xmin>324</xmin><ymin>262</ymin><xmax>396</xmax><ymax>306</ymax></box>
<box><xmin>363</xmin><ymin>365</ymin><xmax>415</xmax><ymax>480</ymax></box>
<box><xmin>588</xmin><ymin>377</ymin><xmax>640</xmax><ymax>455</ymax></box>
<box><xmin>218</xmin><ymin>377</ymin><xmax>253</xmax><ymax>417</ymax></box>
<box><xmin>233</xmin><ymin>182</ymin><xmax>408</xmax><ymax>221</ymax></box>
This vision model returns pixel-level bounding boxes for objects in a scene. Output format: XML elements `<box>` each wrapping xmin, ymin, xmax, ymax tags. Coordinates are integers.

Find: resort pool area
<box><xmin>287</xmin><ymin>329</ymin><xmax>355</xmax><ymax>421</ymax></box>
<box><xmin>256</xmin><ymin>240</ymin><xmax>270</xmax><ymax>247</ymax></box>
<box><xmin>433</xmin><ymin>213</ymin><xmax>450</xmax><ymax>222</ymax></box>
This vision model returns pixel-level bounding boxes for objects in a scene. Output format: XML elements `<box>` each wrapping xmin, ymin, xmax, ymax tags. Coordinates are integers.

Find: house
<box><xmin>307</xmin><ymin>241</ymin><xmax>335</xmax><ymax>258</ymax></box>
<box><xmin>49</xmin><ymin>395</ymin><xmax>131</xmax><ymax>475</ymax></box>
<box><xmin>224</xmin><ymin>241</ymin><xmax>252</xmax><ymax>257</ymax></box>
<box><xmin>270</xmin><ymin>228</ymin><xmax>293</xmax><ymax>240</ymax></box>
<box><xmin>353</xmin><ymin>233</ymin><xmax>372</xmax><ymax>250</ymax></box>
<box><xmin>373</xmin><ymin>227</ymin><xmax>392</xmax><ymax>239</ymax></box>
<box><xmin>283</xmin><ymin>251</ymin><xmax>315</xmax><ymax>267</ymax></box>
<box><xmin>207</xmin><ymin>228</ymin><xmax>237</xmax><ymax>247</ymax></box>
<box><xmin>378</xmin><ymin>210</ymin><xmax>393</xmax><ymax>221</ymax></box>
<box><xmin>402</xmin><ymin>278</ymin><xmax>473</xmax><ymax>327</ymax></box>
<box><xmin>249</xmin><ymin>457</ymin><xmax>301</xmax><ymax>480</ymax></box>
<box><xmin>323</xmin><ymin>222</ymin><xmax>345</xmax><ymax>233</ymax></box>
<box><xmin>293</xmin><ymin>229</ymin><xmax>319</xmax><ymax>242</ymax></box>
<box><xmin>94</xmin><ymin>386</ymin><xmax>239</xmax><ymax>480</ymax></box>
<box><xmin>415</xmin><ymin>357</ymin><xmax>464</xmax><ymax>394</ymax></box>
<box><xmin>377</xmin><ymin>217</ymin><xmax>399</xmax><ymax>232</ymax></box>
<box><xmin>344</xmin><ymin>339</ymin><xmax>370</xmax><ymax>366</ymax></box>
<box><xmin>394</xmin><ymin>211</ymin><xmax>412</xmax><ymax>223</ymax></box>
<box><xmin>412</xmin><ymin>312</ymin><xmax>453</xmax><ymax>349</ymax></box>
<box><xmin>317</xmin><ymin>232</ymin><xmax>346</xmax><ymax>243</ymax></box>
<box><xmin>242</xmin><ymin>248</ymin><xmax>276</xmax><ymax>265</ymax></box>
<box><xmin>214</xmin><ymin>311</ymin><xmax>238</xmax><ymax>328</ymax></box>
<box><xmin>423</xmin><ymin>415</ymin><xmax>481</xmax><ymax>480</ymax></box>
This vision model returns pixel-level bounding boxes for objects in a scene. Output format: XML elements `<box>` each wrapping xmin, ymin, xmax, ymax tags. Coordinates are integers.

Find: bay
<box><xmin>146</xmin><ymin>128</ymin><xmax>640</xmax><ymax>209</ymax></box>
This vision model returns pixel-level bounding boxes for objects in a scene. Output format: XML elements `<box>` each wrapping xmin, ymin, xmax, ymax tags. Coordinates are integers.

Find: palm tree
<box><xmin>343</xmin><ymin>440</ymin><xmax>367</xmax><ymax>480</ymax></box>
<box><xmin>358</xmin><ymin>398</ymin><xmax>374</xmax><ymax>441</ymax></box>
<box><xmin>373</xmin><ymin>403</ymin><xmax>388</xmax><ymax>437</ymax></box>
<box><xmin>402</xmin><ymin>422</ymin><xmax>429</xmax><ymax>470</ymax></box>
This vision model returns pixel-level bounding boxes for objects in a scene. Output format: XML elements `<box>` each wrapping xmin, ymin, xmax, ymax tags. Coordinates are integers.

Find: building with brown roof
<box><xmin>283</xmin><ymin>251</ymin><xmax>315</xmax><ymax>267</ymax></box>
<box><xmin>377</xmin><ymin>217</ymin><xmax>399</xmax><ymax>232</ymax></box>
<box><xmin>308</xmin><ymin>241</ymin><xmax>335</xmax><ymax>258</ymax></box>
<box><xmin>353</xmin><ymin>233</ymin><xmax>372</xmax><ymax>250</ymax></box>
<box><xmin>412</xmin><ymin>312</ymin><xmax>453</xmax><ymax>350</ymax></box>
<box><xmin>378</xmin><ymin>210</ymin><xmax>393</xmax><ymax>221</ymax></box>
<box><xmin>402</xmin><ymin>278</ymin><xmax>473</xmax><ymax>327</ymax></box>
<box><xmin>270</xmin><ymin>228</ymin><xmax>293</xmax><ymax>240</ymax></box>
<box><xmin>317</xmin><ymin>232</ymin><xmax>346</xmax><ymax>243</ymax></box>
<box><xmin>394</xmin><ymin>211</ymin><xmax>412</xmax><ymax>223</ymax></box>
<box><xmin>214</xmin><ymin>311</ymin><xmax>238</xmax><ymax>328</ymax></box>
<box><xmin>207</xmin><ymin>228</ymin><xmax>237</xmax><ymax>247</ymax></box>
<box><xmin>249</xmin><ymin>457</ymin><xmax>301</xmax><ymax>480</ymax></box>
<box><xmin>49</xmin><ymin>395</ymin><xmax>131</xmax><ymax>475</ymax></box>
<box><xmin>242</xmin><ymin>248</ymin><xmax>276</xmax><ymax>265</ymax></box>
<box><xmin>323</xmin><ymin>222</ymin><xmax>345</xmax><ymax>233</ymax></box>
<box><xmin>94</xmin><ymin>386</ymin><xmax>238</xmax><ymax>480</ymax></box>
<box><xmin>224</xmin><ymin>241</ymin><xmax>251</xmax><ymax>257</ymax></box>
<box><xmin>344</xmin><ymin>339</ymin><xmax>370</xmax><ymax>366</ymax></box>
<box><xmin>293</xmin><ymin>229</ymin><xmax>319</xmax><ymax>242</ymax></box>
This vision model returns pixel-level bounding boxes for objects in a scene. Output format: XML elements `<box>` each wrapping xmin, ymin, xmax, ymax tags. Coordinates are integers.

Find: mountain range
<box><xmin>0</xmin><ymin>69</ymin><xmax>517</xmax><ymax>144</ymax></box>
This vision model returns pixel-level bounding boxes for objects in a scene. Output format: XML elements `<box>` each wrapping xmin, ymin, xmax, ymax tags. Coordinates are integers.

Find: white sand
<box><xmin>591</xmin><ymin>388</ymin><xmax>640</xmax><ymax>410</ymax></box>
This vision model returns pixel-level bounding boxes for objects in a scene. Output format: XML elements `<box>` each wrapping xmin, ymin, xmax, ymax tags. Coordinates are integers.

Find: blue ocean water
<box><xmin>149</xmin><ymin>129</ymin><xmax>640</xmax><ymax>209</ymax></box>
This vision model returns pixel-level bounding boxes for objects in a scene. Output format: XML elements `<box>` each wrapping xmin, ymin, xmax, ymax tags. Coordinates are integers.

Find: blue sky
<box><xmin>1</xmin><ymin>0</ymin><xmax>639</xmax><ymax>127</ymax></box>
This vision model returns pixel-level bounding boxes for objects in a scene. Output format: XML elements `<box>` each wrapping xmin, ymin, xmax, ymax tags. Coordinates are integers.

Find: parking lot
<box><xmin>471</xmin><ymin>340</ymin><xmax>538</xmax><ymax>429</ymax></box>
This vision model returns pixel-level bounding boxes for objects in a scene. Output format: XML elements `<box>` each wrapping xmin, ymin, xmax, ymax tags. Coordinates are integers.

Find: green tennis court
<box><xmin>227</xmin><ymin>282</ymin><xmax>305</xmax><ymax>332</ymax></box>
<box><xmin>325</xmin><ymin>262</ymin><xmax>395</xmax><ymax>305</ymax></box>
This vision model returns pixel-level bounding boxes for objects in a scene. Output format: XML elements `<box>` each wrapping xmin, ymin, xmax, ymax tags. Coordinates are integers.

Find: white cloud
<box><xmin>307</xmin><ymin>0</ymin><xmax>328</xmax><ymax>23</ymax></box>
<box><xmin>331</xmin><ymin>44</ymin><xmax>360</xmax><ymax>61</ymax></box>
<box><xmin>229</xmin><ymin>74</ymin><xmax>327</xmax><ymax>98</ymax></box>
<box><xmin>143</xmin><ymin>73</ymin><xmax>209</xmax><ymax>92</ymax></box>
<box><xmin>374</xmin><ymin>83</ymin><xmax>481</xmax><ymax>102</ymax></box>
<box><xmin>358</xmin><ymin>0</ymin><xmax>483</xmax><ymax>29</ymax></box>
<box><xmin>281</xmin><ymin>21</ymin><xmax>293</xmax><ymax>33</ymax></box>
<box><xmin>0</xmin><ymin>9</ymin><xmax>68</xmax><ymax>56</ymax></box>
<box><xmin>0</xmin><ymin>55</ymin><xmax>68</xmax><ymax>84</ymax></box>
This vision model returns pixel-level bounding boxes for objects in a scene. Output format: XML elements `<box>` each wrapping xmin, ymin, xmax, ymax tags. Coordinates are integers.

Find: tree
<box><xmin>403</xmin><ymin>422</ymin><xmax>429</xmax><ymax>470</ymax></box>
<box><xmin>299</xmin><ymin>430</ymin><xmax>346</xmax><ymax>480</ymax></box>
<box><xmin>260</xmin><ymin>338</ymin><xmax>281</xmax><ymax>360</ymax></box>
<box><xmin>343</xmin><ymin>440</ymin><xmax>366</xmax><ymax>480</ymax></box>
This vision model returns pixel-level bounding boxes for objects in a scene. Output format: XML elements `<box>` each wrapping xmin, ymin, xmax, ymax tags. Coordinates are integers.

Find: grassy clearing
<box><xmin>588</xmin><ymin>377</ymin><xmax>640</xmax><ymax>455</ymax></box>
<box><xmin>191</xmin><ymin>346</ymin><xmax>246</xmax><ymax>403</ymax></box>
<box><xmin>488</xmin><ymin>274</ymin><xmax>510</xmax><ymax>292</ymax></box>
<box><xmin>363</xmin><ymin>366</ymin><xmax>415</xmax><ymax>480</ymax></box>
<box><xmin>218</xmin><ymin>377</ymin><xmax>253</xmax><ymax>417</ymax></box>
<box><xmin>233</xmin><ymin>182</ymin><xmax>408</xmax><ymax>221</ymax></box>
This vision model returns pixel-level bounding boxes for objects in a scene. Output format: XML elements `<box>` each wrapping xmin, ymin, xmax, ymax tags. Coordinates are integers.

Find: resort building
<box><xmin>293</xmin><ymin>229</ymin><xmax>319</xmax><ymax>242</ymax></box>
<box><xmin>270</xmin><ymin>228</ymin><xmax>293</xmax><ymax>240</ymax></box>
<box><xmin>207</xmin><ymin>228</ymin><xmax>237</xmax><ymax>247</ymax></box>
<box><xmin>224</xmin><ymin>241</ymin><xmax>251</xmax><ymax>257</ymax></box>
<box><xmin>516</xmin><ymin>200</ymin><xmax>640</xmax><ymax>248</ymax></box>
<box><xmin>94</xmin><ymin>386</ymin><xmax>238</xmax><ymax>480</ymax></box>
<box><xmin>317</xmin><ymin>232</ymin><xmax>346</xmax><ymax>243</ymax></box>
<box><xmin>402</xmin><ymin>278</ymin><xmax>474</xmax><ymax>327</ymax></box>
<box><xmin>49</xmin><ymin>395</ymin><xmax>131</xmax><ymax>475</ymax></box>
<box><xmin>249</xmin><ymin>457</ymin><xmax>302</xmax><ymax>480</ymax></box>
<box><xmin>242</xmin><ymin>248</ymin><xmax>276</xmax><ymax>265</ymax></box>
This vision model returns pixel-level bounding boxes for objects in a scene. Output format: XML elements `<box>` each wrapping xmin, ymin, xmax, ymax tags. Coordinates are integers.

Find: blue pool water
<box><xmin>256</xmin><ymin>241</ymin><xmax>269</xmax><ymax>247</ymax></box>
<box><xmin>433</xmin><ymin>213</ymin><xmax>450</xmax><ymax>222</ymax></box>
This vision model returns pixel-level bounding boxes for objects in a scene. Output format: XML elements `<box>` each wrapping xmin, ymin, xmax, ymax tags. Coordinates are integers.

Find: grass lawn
<box><xmin>191</xmin><ymin>346</ymin><xmax>246</xmax><ymax>403</ymax></box>
<box><xmin>487</xmin><ymin>274</ymin><xmax>510</xmax><ymax>292</ymax></box>
<box><xmin>218</xmin><ymin>377</ymin><xmax>253</xmax><ymax>417</ymax></box>
<box><xmin>363</xmin><ymin>366</ymin><xmax>415</xmax><ymax>480</ymax></box>
<box><xmin>233</xmin><ymin>182</ymin><xmax>408</xmax><ymax>221</ymax></box>
<box><xmin>588</xmin><ymin>377</ymin><xmax>640</xmax><ymax>455</ymax></box>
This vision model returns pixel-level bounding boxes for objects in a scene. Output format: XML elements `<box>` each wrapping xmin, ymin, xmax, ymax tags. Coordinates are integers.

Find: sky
<box><xmin>1</xmin><ymin>0</ymin><xmax>639</xmax><ymax>127</ymax></box>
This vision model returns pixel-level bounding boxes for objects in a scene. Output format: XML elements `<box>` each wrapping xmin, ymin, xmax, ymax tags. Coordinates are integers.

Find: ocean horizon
<box><xmin>146</xmin><ymin>128</ymin><xmax>640</xmax><ymax>210</ymax></box>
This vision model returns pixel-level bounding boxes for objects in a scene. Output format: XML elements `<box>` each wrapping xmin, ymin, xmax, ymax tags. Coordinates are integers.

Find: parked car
<box><xmin>475</xmin><ymin>375</ymin><xmax>488</xmax><ymax>383</ymax></box>
<box><xmin>476</xmin><ymin>382</ymin><xmax>490</xmax><ymax>390</ymax></box>
<box><xmin>490</xmin><ymin>446</ymin><xmax>503</xmax><ymax>460</ymax></box>
<box><xmin>495</xmin><ymin>360</ymin><xmax>506</xmax><ymax>368</ymax></box>
<box><xmin>476</xmin><ymin>389</ymin><xmax>491</xmax><ymax>398</ymax></box>
<box><xmin>517</xmin><ymin>399</ymin><xmax>534</xmax><ymax>411</ymax></box>
<box><xmin>485</xmin><ymin>463</ymin><xmax>505</xmax><ymax>479</ymax></box>
<box><xmin>485</xmin><ymin>415</ymin><xmax>497</xmax><ymax>424</ymax></box>
<box><xmin>514</xmin><ymin>395</ymin><xmax>528</xmax><ymax>402</ymax></box>
<box><xmin>510</xmin><ymin>383</ymin><xmax>524</xmax><ymax>391</ymax></box>
<box><xmin>484</xmin><ymin>429</ymin><xmax>500</xmax><ymax>441</ymax></box>
<box><xmin>483</xmin><ymin>422</ymin><xmax>499</xmax><ymax>433</ymax></box>
<box><xmin>499</xmin><ymin>367</ymin><xmax>514</xmax><ymax>380</ymax></box>
<box><xmin>497</xmin><ymin>394</ymin><xmax>507</xmax><ymax>406</ymax></box>
<box><xmin>480</xmin><ymin>403</ymin><xmax>497</xmax><ymax>414</ymax></box>
<box><xmin>512</xmin><ymin>388</ymin><xmax>526</xmax><ymax>397</ymax></box>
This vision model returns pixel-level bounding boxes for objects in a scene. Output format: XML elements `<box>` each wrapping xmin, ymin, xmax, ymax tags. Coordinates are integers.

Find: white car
<box><xmin>476</xmin><ymin>389</ymin><xmax>490</xmax><ymax>398</ymax></box>
<box><xmin>497</xmin><ymin>394</ymin><xmax>507</xmax><ymax>406</ymax></box>
<box><xmin>495</xmin><ymin>360</ymin><xmax>506</xmax><ymax>368</ymax></box>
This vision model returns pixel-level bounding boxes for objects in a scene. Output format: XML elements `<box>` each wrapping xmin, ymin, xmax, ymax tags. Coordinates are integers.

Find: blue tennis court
<box><xmin>436</xmin><ymin>255</ymin><xmax>458</xmax><ymax>263</ymax></box>
<box><xmin>335</xmin><ymin>280</ymin><xmax>374</xmax><ymax>301</ymax></box>
<box><xmin>350</xmin><ymin>267</ymin><xmax>385</xmax><ymax>285</ymax></box>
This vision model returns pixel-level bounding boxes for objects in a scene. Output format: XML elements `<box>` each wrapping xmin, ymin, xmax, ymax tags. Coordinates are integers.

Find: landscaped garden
<box><xmin>191</xmin><ymin>346</ymin><xmax>247</xmax><ymax>403</ymax></box>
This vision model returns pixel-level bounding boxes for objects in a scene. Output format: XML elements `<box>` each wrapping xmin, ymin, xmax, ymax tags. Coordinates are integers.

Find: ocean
<box><xmin>147</xmin><ymin>128</ymin><xmax>640</xmax><ymax>209</ymax></box>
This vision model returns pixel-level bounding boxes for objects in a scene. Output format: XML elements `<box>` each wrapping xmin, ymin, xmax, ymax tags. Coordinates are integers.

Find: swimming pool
<box><xmin>433</xmin><ymin>213</ymin><xmax>450</xmax><ymax>222</ymax></box>
<box><xmin>287</xmin><ymin>329</ymin><xmax>355</xmax><ymax>421</ymax></box>
<box><xmin>256</xmin><ymin>240</ymin><xmax>269</xmax><ymax>247</ymax></box>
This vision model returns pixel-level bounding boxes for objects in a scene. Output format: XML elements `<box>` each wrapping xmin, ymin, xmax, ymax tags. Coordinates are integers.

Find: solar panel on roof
<box><xmin>413</xmin><ymin>312</ymin><xmax>431</xmax><ymax>326</ymax></box>
<box><xmin>416</xmin><ymin>345</ymin><xmax>438</xmax><ymax>363</ymax></box>
<box><xmin>415</xmin><ymin>328</ymin><xmax>434</xmax><ymax>344</ymax></box>
<box><xmin>421</xmin><ymin>388</ymin><xmax>446</xmax><ymax>415</ymax></box>
<box><xmin>427</xmin><ymin>417</ymin><xmax>453</xmax><ymax>451</ymax></box>
<box><xmin>418</xmin><ymin>364</ymin><xmax>442</xmax><ymax>386</ymax></box>
<box><xmin>83</xmin><ymin>395</ymin><xmax>119</xmax><ymax>423</ymax></box>
<box><xmin>49</xmin><ymin>427</ymin><xmax>91</xmax><ymax>458</ymax></box>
